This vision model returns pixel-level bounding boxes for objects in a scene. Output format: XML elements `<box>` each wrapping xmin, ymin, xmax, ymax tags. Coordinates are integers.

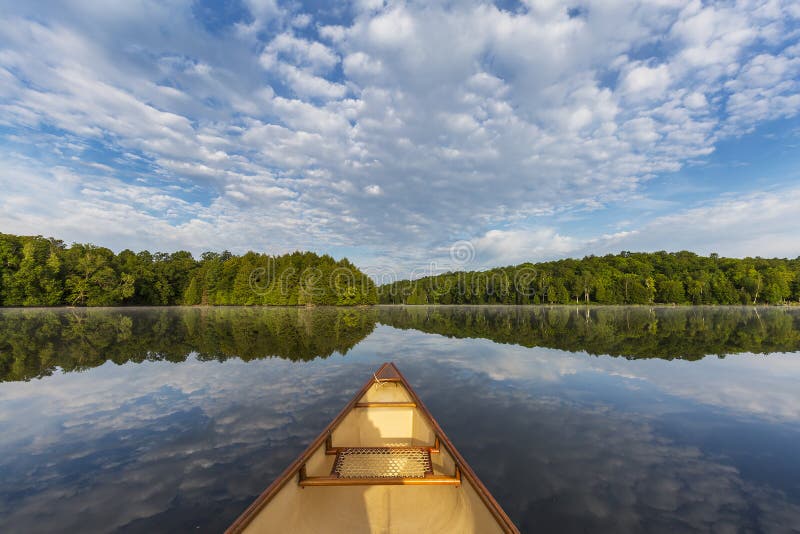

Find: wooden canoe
<box><xmin>227</xmin><ymin>362</ymin><xmax>519</xmax><ymax>533</ymax></box>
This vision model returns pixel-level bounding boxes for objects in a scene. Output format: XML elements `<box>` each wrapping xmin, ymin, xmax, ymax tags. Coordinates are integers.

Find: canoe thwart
<box><xmin>325</xmin><ymin>435</ymin><xmax>440</xmax><ymax>455</ymax></box>
<box><xmin>354</xmin><ymin>401</ymin><xmax>417</xmax><ymax>408</ymax></box>
<box><xmin>298</xmin><ymin>475</ymin><xmax>461</xmax><ymax>486</ymax></box>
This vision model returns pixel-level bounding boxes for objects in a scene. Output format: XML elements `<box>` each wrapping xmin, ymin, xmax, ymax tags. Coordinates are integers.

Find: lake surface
<box><xmin>1</xmin><ymin>305</ymin><xmax>799</xmax><ymax>533</ymax></box>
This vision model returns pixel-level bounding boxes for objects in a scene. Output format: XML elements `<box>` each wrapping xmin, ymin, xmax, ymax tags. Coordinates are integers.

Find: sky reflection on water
<box><xmin>0</xmin><ymin>306</ymin><xmax>799</xmax><ymax>533</ymax></box>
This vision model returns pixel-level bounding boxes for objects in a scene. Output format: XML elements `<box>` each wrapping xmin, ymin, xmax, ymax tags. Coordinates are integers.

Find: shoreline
<box><xmin>1</xmin><ymin>303</ymin><xmax>798</xmax><ymax>311</ymax></box>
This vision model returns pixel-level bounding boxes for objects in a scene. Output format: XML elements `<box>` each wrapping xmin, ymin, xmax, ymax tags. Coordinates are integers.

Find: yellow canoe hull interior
<box><xmin>227</xmin><ymin>362</ymin><xmax>519</xmax><ymax>534</ymax></box>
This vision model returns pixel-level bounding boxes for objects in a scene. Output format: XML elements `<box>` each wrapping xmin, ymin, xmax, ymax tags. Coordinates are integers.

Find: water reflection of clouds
<box><xmin>0</xmin><ymin>357</ymin><xmax>380</xmax><ymax>533</ymax></box>
<box><xmin>368</xmin><ymin>325</ymin><xmax>800</xmax><ymax>422</ymax></box>
<box><xmin>1</xmin><ymin>317</ymin><xmax>799</xmax><ymax>532</ymax></box>
<box><xmin>347</xmin><ymin>326</ymin><xmax>800</xmax><ymax>530</ymax></box>
<box><xmin>404</xmin><ymin>358</ymin><xmax>800</xmax><ymax>533</ymax></box>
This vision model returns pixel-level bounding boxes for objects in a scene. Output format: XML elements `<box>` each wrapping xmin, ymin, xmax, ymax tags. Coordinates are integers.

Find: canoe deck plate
<box><xmin>333</xmin><ymin>447</ymin><xmax>433</xmax><ymax>478</ymax></box>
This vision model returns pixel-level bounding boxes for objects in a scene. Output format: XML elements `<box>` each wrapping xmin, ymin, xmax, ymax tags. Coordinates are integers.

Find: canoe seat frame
<box><xmin>302</xmin><ymin>433</ymin><xmax>456</xmax><ymax>486</ymax></box>
<box><xmin>299</xmin><ymin>452</ymin><xmax>461</xmax><ymax>487</ymax></box>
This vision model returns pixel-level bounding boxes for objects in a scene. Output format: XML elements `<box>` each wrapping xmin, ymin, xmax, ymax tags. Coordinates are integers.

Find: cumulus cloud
<box><xmin>588</xmin><ymin>186</ymin><xmax>800</xmax><ymax>258</ymax></box>
<box><xmin>470</xmin><ymin>228</ymin><xmax>578</xmax><ymax>267</ymax></box>
<box><xmin>442</xmin><ymin>185</ymin><xmax>800</xmax><ymax>270</ymax></box>
<box><xmin>621</xmin><ymin>63</ymin><xmax>672</xmax><ymax>99</ymax></box>
<box><xmin>0</xmin><ymin>0</ymin><xmax>798</xmax><ymax>273</ymax></box>
<box><xmin>363</xmin><ymin>184</ymin><xmax>383</xmax><ymax>196</ymax></box>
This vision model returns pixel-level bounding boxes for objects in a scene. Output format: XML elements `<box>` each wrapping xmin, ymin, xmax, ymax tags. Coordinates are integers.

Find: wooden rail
<box><xmin>355</xmin><ymin>402</ymin><xmax>417</xmax><ymax>408</ymax></box>
<box><xmin>300</xmin><ymin>465</ymin><xmax>461</xmax><ymax>487</ymax></box>
<box><xmin>325</xmin><ymin>435</ymin><xmax>440</xmax><ymax>455</ymax></box>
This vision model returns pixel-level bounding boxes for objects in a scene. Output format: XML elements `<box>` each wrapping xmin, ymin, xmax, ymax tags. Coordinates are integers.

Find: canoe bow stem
<box><xmin>373</xmin><ymin>371</ymin><xmax>388</xmax><ymax>387</ymax></box>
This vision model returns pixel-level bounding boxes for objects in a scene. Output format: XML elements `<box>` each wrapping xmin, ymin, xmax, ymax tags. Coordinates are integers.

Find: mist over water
<box><xmin>1</xmin><ymin>306</ymin><xmax>799</xmax><ymax>532</ymax></box>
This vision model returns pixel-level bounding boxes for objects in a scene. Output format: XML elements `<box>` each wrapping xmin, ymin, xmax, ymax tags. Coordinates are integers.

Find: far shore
<box><xmin>1</xmin><ymin>303</ymin><xmax>799</xmax><ymax>311</ymax></box>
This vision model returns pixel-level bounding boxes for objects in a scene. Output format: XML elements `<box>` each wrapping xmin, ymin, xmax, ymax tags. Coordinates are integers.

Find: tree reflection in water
<box><xmin>0</xmin><ymin>307</ymin><xmax>377</xmax><ymax>382</ymax></box>
<box><xmin>379</xmin><ymin>305</ymin><xmax>800</xmax><ymax>359</ymax></box>
<box><xmin>0</xmin><ymin>306</ymin><xmax>799</xmax><ymax>532</ymax></box>
<box><xmin>2</xmin><ymin>306</ymin><xmax>799</xmax><ymax>383</ymax></box>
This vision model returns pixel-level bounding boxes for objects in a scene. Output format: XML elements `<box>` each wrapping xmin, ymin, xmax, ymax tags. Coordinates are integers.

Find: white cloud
<box><xmin>684</xmin><ymin>91</ymin><xmax>708</xmax><ymax>110</ymax></box>
<box><xmin>363</xmin><ymin>184</ymin><xmax>383</xmax><ymax>196</ymax></box>
<box><xmin>724</xmin><ymin>50</ymin><xmax>800</xmax><ymax>130</ymax></box>
<box><xmin>621</xmin><ymin>63</ymin><xmax>672</xmax><ymax>99</ymax></box>
<box><xmin>0</xmin><ymin>1</ymin><xmax>798</xmax><ymax>273</ymax></box>
<box><xmin>450</xmin><ymin>185</ymin><xmax>800</xmax><ymax>269</ymax></box>
<box><xmin>274</xmin><ymin>63</ymin><xmax>348</xmax><ymax>99</ymax></box>
<box><xmin>291</xmin><ymin>13</ymin><xmax>312</xmax><ymax>28</ymax></box>
<box><xmin>365</xmin><ymin>7</ymin><xmax>416</xmax><ymax>47</ymax></box>
<box><xmin>471</xmin><ymin>228</ymin><xmax>579</xmax><ymax>268</ymax></box>
<box><xmin>343</xmin><ymin>51</ymin><xmax>383</xmax><ymax>78</ymax></box>
<box><xmin>242</xmin><ymin>0</ymin><xmax>283</xmax><ymax>27</ymax></box>
<box><xmin>591</xmin><ymin>187</ymin><xmax>800</xmax><ymax>258</ymax></box>
<box><xmin>260</xmin><ymin>31</ymin><xmax>346</xmax><ymax>99</ymax></box>
<box><xmin>262</xmin><ymin>32</ymin><xmax>339</xmax><ymax>74</ymax></box>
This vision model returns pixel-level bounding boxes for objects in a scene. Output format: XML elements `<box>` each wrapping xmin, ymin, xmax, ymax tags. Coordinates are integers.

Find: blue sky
<box><xmin>1</xmin><ymin>0</ymin><xmax>799</xmax><ymax>277</ymax></box>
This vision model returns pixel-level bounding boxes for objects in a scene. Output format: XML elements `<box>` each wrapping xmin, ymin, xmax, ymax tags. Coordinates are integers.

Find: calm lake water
<box><xmin>1</xmin><ymin>305</ymin><xmax>799</xmax><ymax>533</ymax></box>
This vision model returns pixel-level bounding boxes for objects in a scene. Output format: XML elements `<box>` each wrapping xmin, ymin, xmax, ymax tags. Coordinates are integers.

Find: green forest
<box><xmin>379</xmin><ymin>251</ymin><xmax>800</xmax><ymax>305</ymax></box>
<box><xmin>0</xmin><ymin>233</ymin><xmax>377</xmax><ymax>307</ymax></box>
<box><xmin>3</xmin><ymin>233</ymin><xmax>800</xmax><ymax>307</ymax></box>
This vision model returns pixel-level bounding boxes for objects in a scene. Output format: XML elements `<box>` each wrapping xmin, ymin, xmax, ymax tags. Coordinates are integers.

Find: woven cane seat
<box><xmin>333</xmin><ymin>447</ymin><xmax>433</xmax><ymax>479</ymax></box>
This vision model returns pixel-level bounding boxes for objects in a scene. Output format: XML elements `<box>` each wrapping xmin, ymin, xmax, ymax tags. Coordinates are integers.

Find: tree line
<box><xmin>379</xmin><ymin>251</ymin><xmax>800</xmax><ymax>305</ymax></box>
<box><xmin>0</xmin><ymin>233</ymin><xmax>377</xmax><ymax>307</ymax></box>
<box><xmin>3</xmin><ymin>234</ymin><xmax>799</xmax><ymax>307</ymax></box>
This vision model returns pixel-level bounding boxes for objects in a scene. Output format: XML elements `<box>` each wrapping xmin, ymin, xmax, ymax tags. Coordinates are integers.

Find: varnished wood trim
<box><xmin>326</xmin><ymin>443</ymin><xmax>439</xmax><ymax>455</ymax></box>
<box><xmin>299</xmin><ymin>475</ymin><xmax>460</xmax><ymax>487</ymax></box>
<box><xmin>374</xmin><ymin>365</ymin><xmax>402</xmax><ymax>381</ymax></box>
<box><xmin>354</xmin><ymin>401</ymin><xmax>417</xmax><ymax>408</ymax></box>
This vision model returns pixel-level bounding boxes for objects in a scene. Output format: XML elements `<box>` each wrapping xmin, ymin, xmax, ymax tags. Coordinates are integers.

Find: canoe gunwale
<box><xmin>225</xmin><ymin>364</ymin><xmax>384</xmax><ymax>534</ymax></box>
<box><xmin>225</xmin><ymin>362</ymin><xmax>520</xmax><ymax>534</ymax></box>
<box><xmin>389</xmin><ymin>364</ymin><xmax>519</xmax><ymax>534</ymax></box>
